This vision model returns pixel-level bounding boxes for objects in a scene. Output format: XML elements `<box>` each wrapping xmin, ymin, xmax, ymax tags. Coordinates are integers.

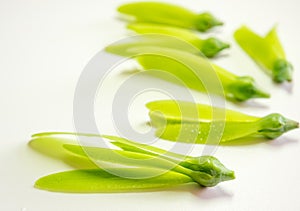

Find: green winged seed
<box><xmin>106</xmin><ymin>42</ymin><xmax>270</xmax><ymax>101</ymax></box>
<box><xmin>64</xmin><ymin>144</ymin><xmax>234</xmax><ymax>187</ymax></box>
<box><xmin>127</xmin><ymin>23</ymin><xmax>230</xmax><ymax>57</ymax></box>
<box><xmin>107</xmin><ymin>139</ymin><xmax>234</xmax><ymax>186</ymax></box>
<box><xmin>147</xmin><ymin>100</ymin><xmax>298</xmax><ymax>144</ymax></box>
<box><xmin>234</xmin><ymin>26</ymin><xmax>293</xmax><ymax>83</ymax></box>
<box><xmin>118</xmin><ymin>2</ymin><xmax>223</xmax><ymax>32</ymax></box>
<box><xmin>33</xmin><ymin>132</ymin><xmax>233</xmax><ymax>181</ymax></box>
<box><xmin>30</xmin><ymin>133</ymin><xmax>235</xmax><ymax>189</ymax></box>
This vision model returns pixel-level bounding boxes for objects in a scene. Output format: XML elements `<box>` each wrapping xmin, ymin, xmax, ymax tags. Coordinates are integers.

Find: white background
<box><xmin>1</xmin><ymin>0</ymin><xmax>300</xmax><ymax>210</ymax></box>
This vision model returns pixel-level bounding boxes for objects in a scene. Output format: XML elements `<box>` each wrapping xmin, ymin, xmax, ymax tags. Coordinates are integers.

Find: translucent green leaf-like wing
<box><xmin>32</xmin><ymin>132</ymin><xmax>193</xmax><ymax>160</ymax></box>
<box><xmin>63</xmin><ymin>144</ymin><xmax>202</xmax><ymax>183</ymax></box>
<box><xmin>103</xmin><ymin>135</ymin><xmax>192</xmax><ymax>160</ymax></box>
<box><xmin>35</xmin><ymin>169</ymin><xmax>193</xmax><ymax>193</ymax></box>
<box><xmin>105</xmin><ymin>35</ymin><xmax>200</xmax><ymax>56</ymax></box>
<box><xmin>118</xmin><ymin>2</ymin><xmax>223</xmax><ymax>32</ymax></box>
<box><xmin>234</xmin><ymin>26</ymin><xmax>276</xmax><ymax>70</ymax></box>
<box><xmin>127</xmin><ymin>23</ymin><xmax>230</xmax><ymax>58</ymax></box>
<box><xmin>110</xmin><ymin>141</ymin><xmax>158</xmax><ymax>156</ymax></box>
<box><xmin>63</xmin><ymin>144</ymin><xmax>180</xmax><ymax>171</ymax></box>
<box><xmin>29</xmin><ymin>136</ymin><xmax>97</xmax><ymax>169</ymax></box>
<box><xmin>154</xmin><ymin>122</ymin><xmax>261</xmax><ymax>144</ymax></box>
<box><xmin>234</xmin><ymin>26</ymin><xmax>293</xmax><ymax>83</ymax></box>
<box><xmin>265</xmin><ymin>26</ymin><xmax>285</xmax><ymax>58</ymax></box>
<box><xmin>127</xmin><ymin>23</ymin><xmax>203</xmax><ymax>48</ymax></box>
<box><xmin>29</xmin><ymin>136</ymin><xmax>75</xmax><ymax>159</ymax></box>
<box><xmin>118</xmin><ymin>2</ymin><xmax>198</xmax><ymax>29</ymax></box>
<box><xmin>146</xmin><ymin>100</ymin><xmax>259</xmax><ymax>124</ymax></box>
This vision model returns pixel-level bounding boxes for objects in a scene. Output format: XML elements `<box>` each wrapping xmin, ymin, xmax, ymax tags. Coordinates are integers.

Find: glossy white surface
<box><xmin>1</xmin><ymin>0</ymin><xmax>300</xmax><ymax>210</ymax></box>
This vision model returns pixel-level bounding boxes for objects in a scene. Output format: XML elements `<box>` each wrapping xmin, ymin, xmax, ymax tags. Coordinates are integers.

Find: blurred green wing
<box><xmin>234</xmin><ymin>26</ymin><xmax>276</xmax><ymax>70</ymax></box>
<box><xmin>265</xmin><ymin>26</ymin><xmax>285</xmax><ymax>58</ymax></box>
<box><xmin>127</xmin><ymin>23</ymin><xmax>203</xmax><ymax>49</ymax></box>
<box><xmin>118</xmin><ymin>2</ymin><xmax>197</xmax><ymax>28</ymax></box>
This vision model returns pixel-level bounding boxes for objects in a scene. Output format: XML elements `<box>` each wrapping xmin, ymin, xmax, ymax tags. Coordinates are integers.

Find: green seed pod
<box><xmin>118</xmin><ymin>2</ymin><xmax>223</xmax><ymax>32</ymax></box>
<box><xmin>234</xmin><ymin>26</ymin><xmax>293</xmax><ymax>83</ymax></box>
<box><xmin>106</xmin><ymin>41</ymin><xmax>270</xmax><ymax>102</ymax></box>
<box><xmin>257</xmin><ymin>113</ymin><xmax>299</xmax><ymax>139</ymax></box>
<box><xmin>30</xmin><ymin>133</ymin><xmax>235</xmax><ymax>191</ymax></box>
<box><xmin>200</xmin><ymin>37</ymin><xmax>230</xmax><ymax>58</ymax></box>
<box><xmin>127</xmin><ymin>23</ymin><xmax>229</xmax><ymax>58</ymax></box>
<box><xmin>180</xmin><ymin>156</ymin><xmax>235</xmax><ymax>187</ymax></box>
<box><xmin>225</xmin><ymin>76</ymin><xmax>270</xmax><ymax>101</ymax></box>
<box><xmin>146</xmin><ymin>100</ymin><xmax>298</xmax><ymax>144</ymax></box>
